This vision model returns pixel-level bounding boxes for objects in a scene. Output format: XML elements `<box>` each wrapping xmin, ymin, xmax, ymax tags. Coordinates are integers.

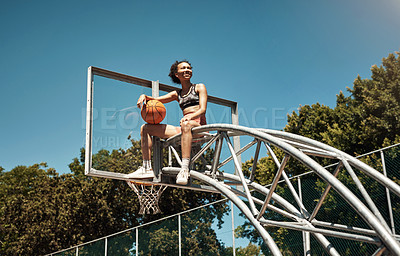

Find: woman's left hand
<box><xmin>180</xmin><ymin>115</ymin><xmax>193</xmax><ymax>125</ymax></box>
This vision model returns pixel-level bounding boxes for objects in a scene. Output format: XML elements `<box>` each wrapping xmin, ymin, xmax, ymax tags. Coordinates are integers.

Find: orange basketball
<box><xmin>141</xmin><ymin>100</ymin><xmax>166</xmax><ymax>124</ymax></box>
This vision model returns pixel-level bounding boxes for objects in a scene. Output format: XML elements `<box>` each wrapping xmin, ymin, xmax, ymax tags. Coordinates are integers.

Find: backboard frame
<box><xmin>85</xmin><ymin>66</ymin><xmax>240</xmax><ymax>190</ymax></box>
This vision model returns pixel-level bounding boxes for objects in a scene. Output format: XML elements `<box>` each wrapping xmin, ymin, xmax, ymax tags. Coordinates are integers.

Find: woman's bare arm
<box><xmin>137</xmin><ymin>91</ymin><xmax>178</xmax><ymax>108</ymax></box>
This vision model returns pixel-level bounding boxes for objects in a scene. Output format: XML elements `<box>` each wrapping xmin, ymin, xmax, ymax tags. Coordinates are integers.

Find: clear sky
<box><xmin>2</xmin><ymin>0</ymin><xmax>400</xmax><ymax>173</ymax></box>
<box><xmin>1</xmin><ymin>0</ymin><xmax>400</xmax><ymax>249</ymax></box>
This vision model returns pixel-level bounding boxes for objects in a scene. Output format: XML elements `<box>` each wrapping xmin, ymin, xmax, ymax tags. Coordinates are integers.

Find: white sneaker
<box><xmin>127</xmin><ymin>166</ymin><xmax>155</xmax><ymax>179</ymax></box>
<box><xmin>176</xmin><ymin>168</ymin><xmax>189</xmax><ymax>185</ymax></box>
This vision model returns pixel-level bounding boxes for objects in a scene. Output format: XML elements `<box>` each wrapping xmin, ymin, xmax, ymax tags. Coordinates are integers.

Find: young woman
<box><xmin>127</xmin><ymin>60</ymin><xmax>207</xmax><ymax>185</ymax></box>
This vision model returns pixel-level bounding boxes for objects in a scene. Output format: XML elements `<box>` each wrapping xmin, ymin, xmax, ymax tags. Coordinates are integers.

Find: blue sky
<box><xmin>2</xmin><ymin>0</ymin><xmax>400</xmax><ymax>173</ymax></box>
<box><xmin>1</xmin><ymin>0</ymin><xmax>400</xmax><ymax>249</ymax></box>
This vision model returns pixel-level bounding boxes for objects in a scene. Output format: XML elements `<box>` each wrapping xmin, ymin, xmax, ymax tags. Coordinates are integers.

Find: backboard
<box><xmin>85</xmin><ymin>66</ymin><xmax>239</xmax><ymax>191</ymax></box>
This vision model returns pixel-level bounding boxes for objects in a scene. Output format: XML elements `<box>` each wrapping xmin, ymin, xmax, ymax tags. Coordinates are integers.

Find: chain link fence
<box><xmin>47</xmin><ymin>144</ymin><xmax>400</xmax><ymax>256</ymax></box>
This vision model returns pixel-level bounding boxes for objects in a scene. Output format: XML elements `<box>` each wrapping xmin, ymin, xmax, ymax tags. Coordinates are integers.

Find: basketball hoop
<box><xmin>127</xmin><ymin>181</ymin><xmax>167</xmax><ymax>215</ymax></box>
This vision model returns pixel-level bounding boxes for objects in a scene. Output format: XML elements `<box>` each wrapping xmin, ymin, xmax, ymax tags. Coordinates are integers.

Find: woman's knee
<box><xmin>140</xmin><ymin>124</ymin><xmax>148</xmax><ymax>136</ymax></box>
<box><xmin>180</xmin><ymin>121</ymin><xmax>193</xmax><ymax>134</ymax></box>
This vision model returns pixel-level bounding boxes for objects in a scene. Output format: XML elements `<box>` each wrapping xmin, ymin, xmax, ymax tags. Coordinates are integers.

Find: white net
<box><xmin>127</xmin><ymin>182</ymin><xmax>167</xmax><ymax>215</ymax></box>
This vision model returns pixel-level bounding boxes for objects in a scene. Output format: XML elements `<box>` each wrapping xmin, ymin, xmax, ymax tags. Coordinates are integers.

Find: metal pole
<box><xmin>152</xmin><ymin>80</ymin><xmax>159</xmax><ymax>97</ymax></box>
<box><xmin>380</xmin><ymin>150</ymin><xmax>395</xmax><ymax>234</ymax></box>
<box><xmin>193</xmin><ymin>124</ymin><xmax>400</xmax><ymax>254</ymax></box>
<box><xmin>342</xmin><ymin>158</ymin><xmax>391</xmax><ymax>232</ymax></box>
<box><xmin>223</xmin><ymin>132</ymin><xmax>258</xmax><ymax>216</ymax></box>
<box><xmin>265</xmin><ymin>142</ymin><xmax>309</xmax><ymax>217</ymax></box>
<box><xmin>191</xmin><ymin>134</ymin><xmax>219</xmax><ymax>163</ymax></box>
<box><xmin>231</xmin><ymin>103</ymin><xmax>241</xmax><ymax>175</ymax></box>
<box><xmin>260</xmin><ymin>219</ymin><xmax>381</xmax><ymax>244</ymax></box>
<box><xmin>136</xmin><ymin>228</ymin><xmax>139</xmax><ymax>256</ymax></box>
<box><xmin>311</xmin><ymin>219</ymin><xmax>378</xmax><ymax>236</ymax></box>
<box><xmin>189</xmin><ymin>170</ymin><xmax>282</xmax><ymax>255</ymax></box>
<box><xmin>298</xmin><ymin>177</ymin><xmax>310</xmax><ymax>256</ymax></box>
<box><xmin>85</xmin><ymin>66</ymin><xmax>94</xmax><ymax>175</ymax></box>
<box><xmin>76</xmin><ymin>246</ymin><xmax>78</xmax><ymax>256</ymax></box>
<box><xmin>231</xmin><ymin>201</ymin><xmax>236</xmax><ymax>256</ymax></box>
<box><xmin>168</xmin><ymin>146</ymin><xmax>172</xmax><ymax>167</ymax></box>
<box><xmin>179</xmin><ymin>214</ymin><xmax>182</xmax><ymax>256</ymax></box>
<box><xmin>258</xmin><ymin>128</ymin><xmax>400</xmax><ymax>198</ymax></box>
<box><xmin>372</xmin><ymin>245</ymin><xmax>387</xmax><ymax>256</ymax></box>
<box><xmin>228</xmin><ymin>172</ymin><xmax>340</xmax><ymax>256</ymax></box>
<box><xmin>218</xmin><ymin>139</ymin><xmax>257</xmax><ymax>168</ymax></box>
<box><xmin>250</xmin><ymin>140</ymin><xmax>261</xmax><ymax>181</ymax></box>
<box><xmin>105</xmin><ymin>237</ymin><xmax>108</xmax><ymax>256</ymax></box>
<box><xmin>152</xmin><ymin>137</ymin><xmax>162</xmax><ymax>181</ymax></box>
<box><xmin>309</xmin><ymin>163</ymin><xmax>343</xmax><ymax>221</ymax></box>
<box><xmin>170</xmin><ymin>145</ymin><xmax>183</xmax><ymax>166</ymax></box>
<box><xmin>257</xmin><ymin>154</ymin><xmax>290</xmax><ymax>220</ymax></box>
<box><xmin>211</xmin><ymin>133</ymin><xmax>223</xmax><ymax>178</ymax></box>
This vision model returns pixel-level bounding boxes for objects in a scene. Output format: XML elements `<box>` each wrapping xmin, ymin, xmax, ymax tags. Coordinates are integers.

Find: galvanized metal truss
<box><xmin>85</xmin><ymin>67</ymin><xmax>400</xmax><ymax>255</ymax></box>
<box><xmin>159</xmin><ymin>124</ymin><xmax>400</xmax><ymax>256</ymax></box>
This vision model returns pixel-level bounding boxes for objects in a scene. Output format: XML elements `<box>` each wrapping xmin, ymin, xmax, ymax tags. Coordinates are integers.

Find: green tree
<box><xmin>237</xmin><ymin>51</ymin><xmax>400</xmax><ymax>255</ymax></box>
<box><xmin>221</xmin><ymin>242</ymin><xmax>264</xmax><ymax>256</ymax></box>
<box><xmin>0</xmin><ymin>162</ymin><xmax>140</xmax><ymax>255</ymax></box>
<box><xmin>286</xmin><ymin>52</ymin><xmax>400</xmax><ymax>154</ymax></box>
<box><xmin>0</xmin><ymin>139</ymin><xmax>228</xmax><ymax>255</ymax></box>
<box><xmin>236</xmin><ymin>242</ymin><xmax>263</xmax><ymax>256</ymax></box>
<box><xmin>0</xmin><ymin>163</ymin><xmax>57</xmax><ymax>255</ymax></box>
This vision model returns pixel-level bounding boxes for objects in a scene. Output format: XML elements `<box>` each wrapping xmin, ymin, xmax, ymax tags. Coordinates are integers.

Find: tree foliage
<box><xmin>221</xmin><ymin>242</ymin><xmax>264</xmax><ymax>256</ymax></box>
<box><xmin>286</xmin><ymin>52</ymin><xmax>400</xmax><ymax>154</ymax></box>
<box><xmin>237</xmin><ymin>51</ymin><xmax>400</xmax><ymax>254</ymax></box>
<box><xmin>0</xmin><ymin>140</ymin><xmax>228</xmax><ymax>255</ymax></box>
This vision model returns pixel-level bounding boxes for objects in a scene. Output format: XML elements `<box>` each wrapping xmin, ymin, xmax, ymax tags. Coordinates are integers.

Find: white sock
<box><xmin>182</xmin><ymin>158</ymin><xmax>190</xmax><ymax>170</ymax></box>
<box><xmin>143</xmin><ymin>160</ymin><xmax>152</xmax><ymax>170</ymax></box>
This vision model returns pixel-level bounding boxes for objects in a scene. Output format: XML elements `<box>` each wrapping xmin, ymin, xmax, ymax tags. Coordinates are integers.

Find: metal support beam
<box><xmin>260</xmin><ymin>219</ymin><xmax>381</xmax><ymax>245</ymax></box>
<box><xmin>250</xmin><ymin>140</ymin><xmax>262</xmax><ymax>181</ymax></box>
<box><xmin>341</xmin><ymin>158</ymin><xmax>391</xmax><ymax>232</ymax></box>
<box><xmin>191</xmin><ymin>124</ymin><xmax>400</xmax><ymax>254</ymax></box>
<box><xmin>231</xmin><ymin>102</ymin><xmax>241</xmax><ymax>175</ymax></box>
<box><xmin>224</xmin><ymin>172</ymin><xmax>340</xmax><ymax>256</ymax></box>
<box><xmin>309</xmin><ymin>162</ymin><xmax>343</xmax><ymax>221</ymax></box>
<box><xmin>265</xmin><ymin>142</ymin><xmax>309</xmax><ymax>217</ymax></box>
<box><xmin>191</xmin><ymin>134</ymin><xmax>219</xmax><ymax>164</ymax></box>
<box><xmin>152</xmin><ymin>80</ymin><xmax>159</xmax><ymax>97</ymax></box>
<box><xmin>223</xmin><ymin>132</ymin><xmax>259</xmax><ymax>216</ymax></box>
<box><xmin>218</xmin><ymin>139</ymin><xmax>257</xmax><ymax>168</ymax></box>
<box><xmin>169</xmin><ymin>146</ymin><xmax>182</xmax><ymax>166</ymax></box>
<box><xmin>381</xmin><ymin>150</ymin><xmax>396</xmax><ymax>234</ymax></box>
<box><xmin>85</xmin><ymin>66</ymin><xmax>94</xmax><ymax>176</ymax></box>
<box><xmin>372</xmin><ymin>245</ymin><xmax>387</xmax><ymax>256</ymax></box>
<box><xmin>189</xmin><ymin>170</ymin><xmax>282</xmax><ymax>255</ymax></box>
<box><xmin>311</xmin><ymin>220</ymin><xmax>378</xmax><ymax>236</ymax></box>
<box><xmin>168</xmin><ymin>146</ymin><xmax>172</xmax><ymax>167</ymax></box>
<box><xmin>211</xmin><ymin>133</ymin><xmax>223</xmax><ymax>178</ymax></box>
<box><xmin>153</xmin><ymin>137</ymin><xmax>162</xmax><ymax>182</ymax></box>
<box><xmin>257</xmin><ymin>154</ymin><xmax>290</xmax><ymax>220</ymax></box>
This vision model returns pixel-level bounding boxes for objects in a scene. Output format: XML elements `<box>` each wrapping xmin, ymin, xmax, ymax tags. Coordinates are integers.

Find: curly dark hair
<box><xmin>168</xmin><ymin>60</ymin><xmax>192</xmax><ymax>84</ymax></box>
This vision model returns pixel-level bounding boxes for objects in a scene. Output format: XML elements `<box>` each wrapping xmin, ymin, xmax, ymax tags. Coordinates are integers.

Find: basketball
<box><xmin>141</xmin><ymin>100</ymin><xmax>166</xmax><ymax>124</ymax></box>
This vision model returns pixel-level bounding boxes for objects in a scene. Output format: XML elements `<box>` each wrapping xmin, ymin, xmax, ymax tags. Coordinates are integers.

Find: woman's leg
<box><xmin>180</xmin><ymin>120</ymin><xmax>201</xmax><ymax>159</ymax></box>
<box><xmin>141</xmin><ymin>123</ymin><xmax>180</xmax><ymax>159</ymax></box>
<box><xmin>176</xmin><ymin>120</ymin><xmax>200</xmax><ymax>185</ymax></box>
<box><xmin>128</xmin><ymin>123</ymin><xmax>179</xmax><ymax>178</ymax></box>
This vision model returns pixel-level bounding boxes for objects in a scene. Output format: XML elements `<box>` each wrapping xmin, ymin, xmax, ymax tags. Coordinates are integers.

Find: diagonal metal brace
<box><xmin>257</xmin><ymin>154</ymin><xmax>290</xmax><ymax>220</ymax></box>
<box><xmin>222</xmin><ymin>132</ymin><xmax>259</xmax><ymax>216</ymax></box>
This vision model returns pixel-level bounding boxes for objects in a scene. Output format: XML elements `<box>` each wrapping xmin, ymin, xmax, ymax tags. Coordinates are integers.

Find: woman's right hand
<box><xmin>137</xmin><ymin>94</ymin><xmax>147</xmax><ymax>108</ymax></box>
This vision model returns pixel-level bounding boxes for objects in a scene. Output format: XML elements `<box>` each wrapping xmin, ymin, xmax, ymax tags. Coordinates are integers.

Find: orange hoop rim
<box><xmin>128</xmin><ymin>180</ymin><xmax>161</xmax><ymax>187</ymax></box>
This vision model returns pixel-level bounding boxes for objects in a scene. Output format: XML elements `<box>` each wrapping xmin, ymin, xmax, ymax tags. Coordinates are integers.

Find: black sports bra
<box><xmin>177</xmin><ymin>84</ymin><xmax>200</xmax><ymax>110</ymax></box>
